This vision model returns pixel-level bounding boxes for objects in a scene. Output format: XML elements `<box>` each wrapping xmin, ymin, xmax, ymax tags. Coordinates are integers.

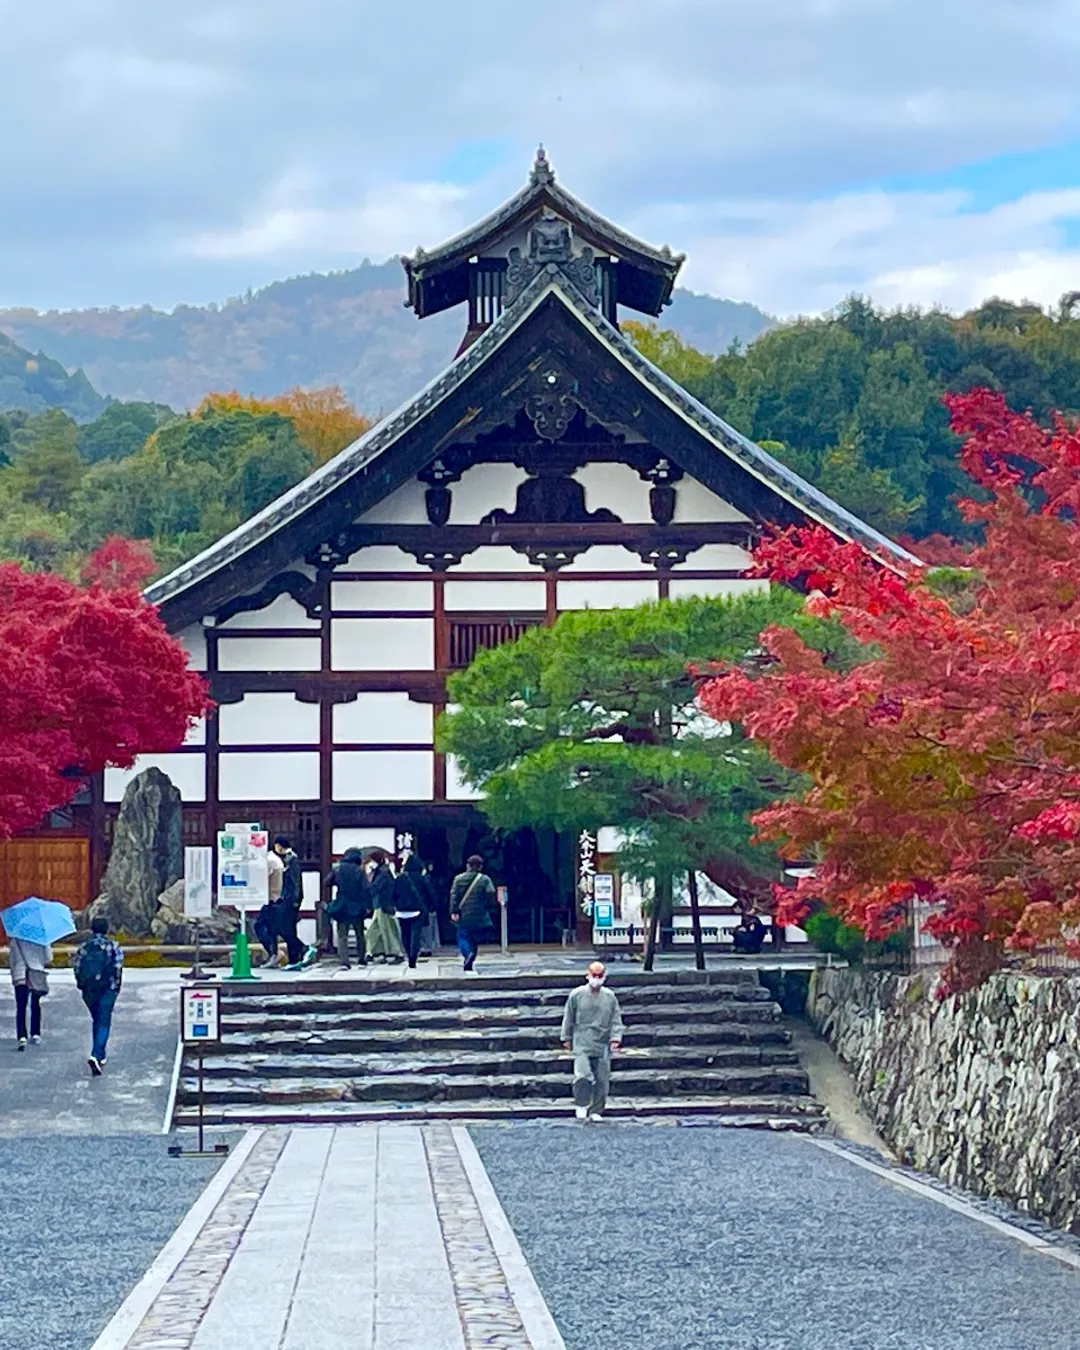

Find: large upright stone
<box><xmin>90</xmin><ymin>767</ymin><xmax>183</xmax><ymax>936</ymax></box>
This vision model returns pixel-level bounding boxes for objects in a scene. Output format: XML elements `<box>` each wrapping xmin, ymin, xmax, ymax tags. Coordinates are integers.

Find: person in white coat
<box><xmin>9</xmin><ymin>935</ymin><xmax>50</xmax><ymax>1049</ymax></box>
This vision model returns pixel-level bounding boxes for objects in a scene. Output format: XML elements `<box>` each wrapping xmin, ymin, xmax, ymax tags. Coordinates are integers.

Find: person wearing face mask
<box><xmin>560</xmin><ymin>961</ymin><xmax>624</xmax><ymax>1121</ymax></box>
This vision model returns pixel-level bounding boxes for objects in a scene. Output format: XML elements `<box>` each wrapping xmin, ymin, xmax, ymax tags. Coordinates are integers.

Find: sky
<box><xmin>5</xmin><ymin>0</ymin><xmax>1080</xmax><ymax>317</ymax></box>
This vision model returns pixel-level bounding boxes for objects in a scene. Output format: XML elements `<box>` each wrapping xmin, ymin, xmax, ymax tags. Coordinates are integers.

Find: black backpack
<box><xmin>76</xmin><ymin>940</ymin><xmax>112</xmax><ymax>995</ymax></box>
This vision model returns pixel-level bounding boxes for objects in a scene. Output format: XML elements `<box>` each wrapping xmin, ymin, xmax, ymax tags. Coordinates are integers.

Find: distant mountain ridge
<box><xmin>0</xmin><ymin>330</ymin><xmax>105</xmax><ymax>422</ymax></box>
<box><xmin>0</xmin><ymin>261</ymin><xmax>774</xmax><ymax>417</ymax></box>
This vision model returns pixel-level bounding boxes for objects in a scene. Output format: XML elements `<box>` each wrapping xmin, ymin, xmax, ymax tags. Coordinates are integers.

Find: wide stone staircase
<box><xmin>173</xmin><ymin>969</ymin><xmax>824</xmax><ymax>1130</ymax></box>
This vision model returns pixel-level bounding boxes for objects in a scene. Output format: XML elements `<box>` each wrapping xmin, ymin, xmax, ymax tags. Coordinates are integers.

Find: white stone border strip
<box><xmin>161</xmin><ymin>1032</ymin><xmax>184</xmax><ymax>1135</ymax></box>
<box><xmin>453</xmin><ymin>1126</ymin><xmax>568</xmax><ymax>1350</ymax></box>
<box><xmin>88</xmin><ymin>1128</ymin><xmax>263</xmax><ymax>1350</ymax></box>
<box><xmin>807</xmin><ymin>1137</ymin><xmax>1080</xmax><ymax>1272</ymax></box>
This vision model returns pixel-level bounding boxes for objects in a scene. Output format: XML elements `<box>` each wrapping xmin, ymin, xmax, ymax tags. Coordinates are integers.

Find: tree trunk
<box><xmin>643</xmin><ymin>907</ymin><xmax>661</xmax><ymax>972</ymax></box>
<box><xmin>687</xmin><ymin>868</ymin><xmax>706</xmax><ymax>972</ymax></box>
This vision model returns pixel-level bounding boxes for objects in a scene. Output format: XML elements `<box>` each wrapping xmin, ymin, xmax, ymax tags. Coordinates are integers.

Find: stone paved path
<box><xmin>104</xmin><ymin>1124</ymin><xmax>562</xmax><ymax>1350</ymax></box>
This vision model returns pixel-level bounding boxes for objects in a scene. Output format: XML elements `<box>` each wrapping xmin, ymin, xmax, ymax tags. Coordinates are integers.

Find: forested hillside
<box><xmin>0</xmin><ymin>331</ymin><xmax>104</xmax><ymax>422</ymax></box>
<box><xmin>0</xmin><ymin>264</ymin><xmax>774</xmax><ymax>415</ymax></box>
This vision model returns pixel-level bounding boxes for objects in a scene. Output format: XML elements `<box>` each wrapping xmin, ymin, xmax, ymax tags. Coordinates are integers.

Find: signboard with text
<box><xmin>183</xmin><ymin>846</ymin><xmax>214</xmax><ymax>919</ymax></box>
<box><xmin>181</xmin><ymin>985</ymin><xmax>221</xmax><ymax>1044</ymax></box>
<box><xmin>217</xmin><ymin>827</ymin><xmax>269</xmax><ymax>910</ymax></box>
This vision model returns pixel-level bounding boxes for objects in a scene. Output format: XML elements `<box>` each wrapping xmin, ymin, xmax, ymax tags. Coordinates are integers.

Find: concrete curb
<box><xmin>161</xmin><ymin>1033</ymin><xmax>183</xmax><ymax>1136</ymax></box>
<box><xmin>86</xmin><ymin>1128</ymin><xmax>262</xmax><ymax>1350</ymax></box>
<box><xmin>453</xmin><ymin>1125</ymin><xmax>567</xmax><ymax>1350</ymax></box>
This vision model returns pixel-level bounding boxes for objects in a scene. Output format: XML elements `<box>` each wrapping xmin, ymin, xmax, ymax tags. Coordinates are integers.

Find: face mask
<box><xmin>588</xmin><ymin>975</ymin><xmax>605</xmax><ymax>989</ymax></box>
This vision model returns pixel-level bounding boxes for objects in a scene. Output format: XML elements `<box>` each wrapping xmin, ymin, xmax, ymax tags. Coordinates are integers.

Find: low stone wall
<box><xmin>807</xmin><ymin>966</ymin><xmax>1080</xmax><ymax>1233</ymax></box>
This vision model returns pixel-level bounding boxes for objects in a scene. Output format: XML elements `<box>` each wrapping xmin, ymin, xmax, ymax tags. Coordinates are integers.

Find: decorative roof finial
<box><xmin>530</xmin><ymin>144</ymin><xmax>555</xmax><ymax>187</ymax></box>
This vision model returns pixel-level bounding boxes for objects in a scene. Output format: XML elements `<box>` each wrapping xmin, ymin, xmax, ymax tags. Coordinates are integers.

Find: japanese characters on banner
<box><xmin>578</xmin><ymin>830</ymin><xmax>597</xmax><ymax>917</ymax></box>
<box><xmin>217</xmin><ymin>825</ymin><xmax>269</xmax><ymax>911</ymax></box>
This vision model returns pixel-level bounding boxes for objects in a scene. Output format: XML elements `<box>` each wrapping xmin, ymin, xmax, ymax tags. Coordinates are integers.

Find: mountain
<box><xmin>0</xmin><ymin>262</ymin><xmax>774</xmax><ymax>417</ymax></box>
<box><xmin>0</xmin><ymin>331</ymin><xmax>105</xmax><ymax>422</ymax></box>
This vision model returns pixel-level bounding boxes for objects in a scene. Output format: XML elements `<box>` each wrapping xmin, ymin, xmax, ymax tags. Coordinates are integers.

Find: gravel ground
<box><xmin>0</xmin><ymin>1135</ymin><xmax>226</xmax><ymax>1350</ymax></box>
<box><xmin>471</xmin><ymin>1123</ymin><xmax>1080</xmax><ymax>1350</ymax></box>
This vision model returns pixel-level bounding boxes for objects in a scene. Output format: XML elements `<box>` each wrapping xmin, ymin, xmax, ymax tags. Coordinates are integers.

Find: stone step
<box><xmin>191</xmin><ymin>1044</ymin><xmax>802</xmax><ymax>1082</ymax></box>
<box><xmin>178</xmin><ymin>1064</ymin><xmax>810</xmax><ymax>1107</ymax></box>
<box><xmin>223</xmin><ymin>998</ymin><xmax>783</xmax><ymax>1037</ymax></box>
<box><xmin>200</xmin><ymin>1019</ymin><xmax>795</xmax><ymax>1058</ymax></box>
<box><xmin>173</xmin><ymin>1092</ymin><xmax>827</xmax><ymax>1129</ymax></box>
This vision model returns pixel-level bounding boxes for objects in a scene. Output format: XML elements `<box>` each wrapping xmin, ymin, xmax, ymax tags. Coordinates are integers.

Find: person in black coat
<box><xmin>327</xmin><ymin>848</ymin><xmax>371</xmax><ymax>969</ymax></box>
<box><xmin>394</xmin><ymin>854</ymin><xmax>435</xmax><ymax>970</ymax></box>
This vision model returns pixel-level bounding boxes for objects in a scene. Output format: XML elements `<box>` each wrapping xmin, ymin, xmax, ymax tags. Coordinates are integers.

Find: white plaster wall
<box><xmin>333</xmin><ymin>693</ymin><xmax>433</xmax><ymax>745</ymax></box>
<box><xmin>444</xmin><ymin>580</ymin><xmax>546</xmax><ymax>612</ymax></box>
<box><xmin>445</xmin><ymin>754</ymin><xmax>483</xmax><ymax>802</ymax></box>
<box><xmin>448</xmin><ymin>464</ymin><xmax>529</xmax><ymax>524</ymax></box>
<box><xmin>450</xmin><ymin>546</ymin><xmax>542</xmax><ymax>573</ymax></box>
<box><xmin>668</xmin><ymin>578</ymin><xmax>767</xmax><ymax>601</ymax></box>
<box><xmin>218</xmin><ymin>594</ymin><xmax>318</xmax><ymax>629</ymax></box>
<box><xmin>218</xmin><ymin>751</ymin><xmax>320</xmax><ymax>801</ymax></box>
<box><xmin>217</xmin><ymin>636</ymin><xmax>321</xmax><ymax>672</ymax></box>
<box><xmin>105</xmin><ymin>754</ymin><xmax>206</xmax><ymax>803</ymax></box>
<box><xmin>672</xmin><ymin>478</ymin><xmax>750</xmax><ymax>523</ymax></box>
<box><xmin>332</xmin><ymin>827</ymin><xmax>396</xmax><ymax>855</ymax></box>
<box><xmin>331</xmin><ymin>618</ymin><xmax>433</xmax><ymax>671</ymax></box>
<box><xmin>177</xmin><ymin>625</ymin><xmax>208</xmax><ymax>672</ymax></box>
<box><xmin>218</xmin><ymin>693</ymin><xmax>320</xmax><ymax>745</ymax></box>
<box><xmin>558</xmin><ymin>578</ymin><xmax>659</xmax><ymax>610</ymax></box>
<box><xmin>331</xmin><ymin>579</ymin><xmax>433</xmax><ymax>612</ymax></box>
<box><xmin>674</xmin><ymin>544</ymin><xmax>754</xmax><ymax>571</ymax></box>
<box><xmin>560</xmin><ymin>545</ymin><xmax>651</xmax><ymax>573</ymax></box>
<box><xmin>359</xmin><ymin>478</ymin><xmax>429</xmax><ymax>525</ymax></box>
<box><xmin>334</xmin><ymin>750</ymin><xmax>434</xmax><ymax>801</ymax></box>
<box><xmin>597</xmin><ymin>826</ymin><xmax>629</xmax><ymax>852</ymax></box>
<box><xmin>184</xmin><ymin>719</ymin><xmax>207</xmax><ymax>747</ymax></box>
<box><xmin>338</xmin><ymin>545</ymin><xmax>426</xmax><ymax>572</ymax></box>
<box><xmin>573</xmin><ymin>463</ymin><xmax>652</xmax><ymax>522</ymax></box>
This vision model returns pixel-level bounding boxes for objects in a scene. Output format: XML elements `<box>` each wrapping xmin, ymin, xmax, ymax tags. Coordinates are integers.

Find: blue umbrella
<box><xmin>2</xmin><ymin>896</ymin><xmax>76</xmax><ymax>946</ymax></box>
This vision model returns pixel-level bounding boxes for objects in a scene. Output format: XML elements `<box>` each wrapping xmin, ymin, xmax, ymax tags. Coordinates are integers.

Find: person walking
<box><xmin>560</xmin><ymin>961</ymin><xmax>624</xmax><ymax>1121</ymax></box>
<box><xmin>9</xmin><ymin>935</ymin><xmax>50</xmax><ymax>1049</ymax></box>
<box><xmin>73</xmin><ymin>916</ymin><xmax>123</xmax><ymax>1076</ymax></box>
<box><xmin>449</xmin><ymin>854</ymin><xmax>497</xmax><ymax>973</ymax></box>
<box><xmin>273</xmin><ymin>835</ymin><xmax>317</xmax><ymax>972</ymax></box>
<box><xmin>255</xmin><ymin>847</ymin><xmax>285</xmax><ymax>967</ymax></box>
<box><xmin>394</xmin><ymin>854</ymin><xmax>434</xmax><ymax>971</ymax></box>
<box><xmin>327</xmin><ymin>847</ymin><xmax>370</xmax><ymax>969</ymax></box>
<box><xmin>365</xmin><ymin>851</ymin><xmax>404</xmax><ymax>963</ymax></box>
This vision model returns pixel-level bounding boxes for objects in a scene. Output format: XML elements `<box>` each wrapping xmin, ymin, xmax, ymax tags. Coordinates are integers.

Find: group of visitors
<box><xmin>8</xmin><ymin>915</ymin><xmax>124</xmax><ymax>1075</ymax></box>
<box><xmin>254</xmin><ymin>835</ymin><xmax>319</xmax><ymax>971</ymax></box>
<box><xmin>326</xmin><ymin>848</ymin><xmax>440</xmax><ymax>970</ymax></box>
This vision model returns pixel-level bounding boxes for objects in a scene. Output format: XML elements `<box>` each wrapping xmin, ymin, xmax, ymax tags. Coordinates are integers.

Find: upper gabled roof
<box><xmin>402</xmin><ymin>148</ymin><xmax>684</xmax><ymax>319</ymax></box>
<box><xmin>146</xmin><ymin>265</ymin><xmax>918</xmax><ymax>624</ymax></box>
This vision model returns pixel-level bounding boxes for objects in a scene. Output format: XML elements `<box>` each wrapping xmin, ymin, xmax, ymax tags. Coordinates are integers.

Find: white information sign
<box><xmin>181</xmin><ymin>985</ymin><xmax>221</xmax><ymax>1043</ymax></box>
<box><xmin>593</xmin><ymin>874</ymin><xmax>615</xmax><ymax>903</ymax></box>
<box><xmin>217</xmin><ymin>827</ymin><xmax>269</xmax><ymax>910</ymax></box>
<box><xmin>183</xmin><ymin>846</ymin><xmax>214</xmax><ymax>919</ymax></box>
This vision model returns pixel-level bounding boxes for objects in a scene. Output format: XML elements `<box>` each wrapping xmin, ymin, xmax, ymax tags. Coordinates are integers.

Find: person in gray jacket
<box><xmin>560</xmin><ymin>961</ymin><xmax>624</xmax><ymax>1121</ymax></box>
<box><xmin>9</xmin><ymin>936</ymin><xmax>50</xmax><ymax>1049</ymax></box>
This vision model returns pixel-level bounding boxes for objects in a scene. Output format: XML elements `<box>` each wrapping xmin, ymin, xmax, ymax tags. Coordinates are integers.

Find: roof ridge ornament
<box><xmin>530</xmin><ymin>144</ymin><xmax>555</xmax><ymax>187</ymax></box>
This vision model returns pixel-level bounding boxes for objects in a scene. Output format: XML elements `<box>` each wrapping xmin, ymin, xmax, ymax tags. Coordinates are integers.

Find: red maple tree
<box><xmin>0</xmin><ymin>538</ymin><xmax>212</xmax><ymax>840</ymax></box>
<box><xmin>698</xmin><ymin>389</ymin><xmax>1080</xmax><ymax>993</ymax></box>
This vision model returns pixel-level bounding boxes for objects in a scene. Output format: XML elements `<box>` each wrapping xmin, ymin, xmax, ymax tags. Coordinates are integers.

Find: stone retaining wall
<box><xmin>807</xmin><ymin>966</ymin><xmax>1080</xmax><ymax>1233</ymax></box>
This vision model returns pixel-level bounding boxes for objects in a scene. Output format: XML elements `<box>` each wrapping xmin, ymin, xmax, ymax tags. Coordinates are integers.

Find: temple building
<box><xmin>3</xmin><ymin>150</ymin><xmax>914</xmax><ymax>939</ymax></box>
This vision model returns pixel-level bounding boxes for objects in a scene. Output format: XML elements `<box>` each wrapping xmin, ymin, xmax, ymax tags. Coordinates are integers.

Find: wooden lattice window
<box><xmin>448</xmin><ymin>616</ymin><xmax>543</xmax><ymax>669</ymax></box>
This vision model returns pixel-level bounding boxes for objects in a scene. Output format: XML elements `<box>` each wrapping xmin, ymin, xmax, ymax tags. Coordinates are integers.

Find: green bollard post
<box><xmin>225</xmin><ymin>914</ymin><xmax>259</xmax><ymax>981</ymax></box>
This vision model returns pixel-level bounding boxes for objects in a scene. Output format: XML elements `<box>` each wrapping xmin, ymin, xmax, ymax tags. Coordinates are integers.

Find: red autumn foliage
<box><xmin>698</xmin><ymin>389</ymin><xmax>1080</xmax><ymax>994</ymax></box>
<box><xmin>0</xmin><ymin>542</ymin><xmax>212</xmax><ymax>841</ymax></box>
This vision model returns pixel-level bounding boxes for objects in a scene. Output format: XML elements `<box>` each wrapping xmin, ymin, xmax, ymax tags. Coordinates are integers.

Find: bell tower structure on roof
<box><xmin>402</xmin><ymin>147</ymin><xmax>685</xmax><ymax>349</ymax></box>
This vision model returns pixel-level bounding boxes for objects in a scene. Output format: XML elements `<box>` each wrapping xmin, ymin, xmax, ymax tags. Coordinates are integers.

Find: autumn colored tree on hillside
<box><xmin>200</xmin><ymin>387</ymin><xmax>371</xmax><ymax>463</ymax></box>
<box><xmin>0</xmin><ymin>538</ymin><xmax>212</xmax><ymax>841</ymax></box>
<box><xmin>698</xmin><ymin>389</ymin><xmax>1080</xmax><ymax>994</ymax></box>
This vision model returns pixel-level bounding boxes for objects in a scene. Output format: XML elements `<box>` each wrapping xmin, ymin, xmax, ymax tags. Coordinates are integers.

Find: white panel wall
<box><xmin>184</xmin><ymin>718</ymin><xmax>207</xmax><ymax>746</ymax></box>
<box><xmin>177</xmin><ymin>625</ymin><xmax>208</xmax><ymax>672</ymax></box>
<box><xmin>561</xmin><ymin>545</ymin><xmax>651</xmax><ymax>572</ymax></box>
<box><xmin>674</xmin><ymin>544</ymin><xmax>754</xmax><ymax>570</ymax></box>
<box><xmin>448</xmin><ymin>464</ymin><xmax>529</xmax><ymax>524</ymax></box>
<box><xmin>217</xmin><ymin>636</ymin><xmax>321</xmax><ymax>671</ymax></box>
<box><xmin>573</xmin><ymin>463</ymin><xmax>652</xmax><ymax>522</ymax></box>
<box><xmin>219</xmin><ymin>751</ymin><xmax>320</xmax><ymax>800</ymax></box>
<box><xmin>668</xmin><ymin>578</ymin><xmax>767</xmax><ymax>600</ymax></box>
<box><xmin>444</xmin><ymin>580</ymin><xmax>546</xmax><ymax>612</ymax></box>
<box><xmin>218</xmin><ymin>693</ymin><xmax>320</xmax><ymax>745</ymax></box>
<box><xmin>333</xmin><ymin>693</ymin><xmax>433</xmax><ymax>745</ymax></box>
<box><xmin>338</xmin><ymin>545</ymin><xmax>426</xmax><ymax>572</ymax></box>
<box><xmin>673</xmin><ymin>478</ymin><xmax>750</xmax><ymax>523</ymax></box>
<box><xmin>332</xmin><ymin>827</ymin><xmax>396</xmax><ymax>855</ymax></box>
<box><xmin>446</xmin><ymin>755</ymin><xmax>484</xmax><ymax>802</ymax></box>
<box><xmin>105</xmin><ymin>754</ymin><xmax>206</xmax><ymax>803</ymax></box>
<box><xmin>558</xmin><ymin>578</ymin><xmax>659</xmax><ymax>610</ymax></box>
<box><xmin>218</xmin><ymin>594</ymin><xmax>318</xmax><ymax>629</ymax></box>
<box><xmin>359</xmin><ymin>478</ymin><xmax>429</xmax><ymax>525</ymax></box>
<box><xmin>331</xmin><ymin>579</ymin><xmax>433</xmax><ymax>611</ymax></box>
<box><xmin>334</xmin><ymin>751</ymin><xmax>434</xmax><ymax>801</ymax></box>
<box><xmin>450</xmin><ymin>546</ymin><xmax>542</xmax><ymax>573</ymax></box>
<box><xmin>331</xmin><ymin>618</ymin><xmax>433</xmax><ymax>671</ymax></box>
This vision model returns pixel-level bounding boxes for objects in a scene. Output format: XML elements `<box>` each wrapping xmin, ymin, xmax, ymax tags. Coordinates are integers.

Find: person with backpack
<box><xmin>449</xmin><ymin>854</ymin><xmax>497</xmax><ymax>973</ymax></box>
<box><xmin>9</xmin><ymin>935</ymin><xmax>50</xmax><ymax>1049</ymax></box>
<box><xmin>272</xmin><ymin>835</ymin><xmax>317</xmax><ymax>972</ymax></box>
<box><xmin>394</xmin><ymin>854</ymin><xmax>434</xmax><ymax>971</ymax></box>
<box><xmin>73</xmin><ymin>916</ymin><xmax>123</xmax><ymax>1076</ymax></box>
<box><xmin>327</xmin><ymin>847</ymin><xmax>371</xmax><ymax>969</ymax></box>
